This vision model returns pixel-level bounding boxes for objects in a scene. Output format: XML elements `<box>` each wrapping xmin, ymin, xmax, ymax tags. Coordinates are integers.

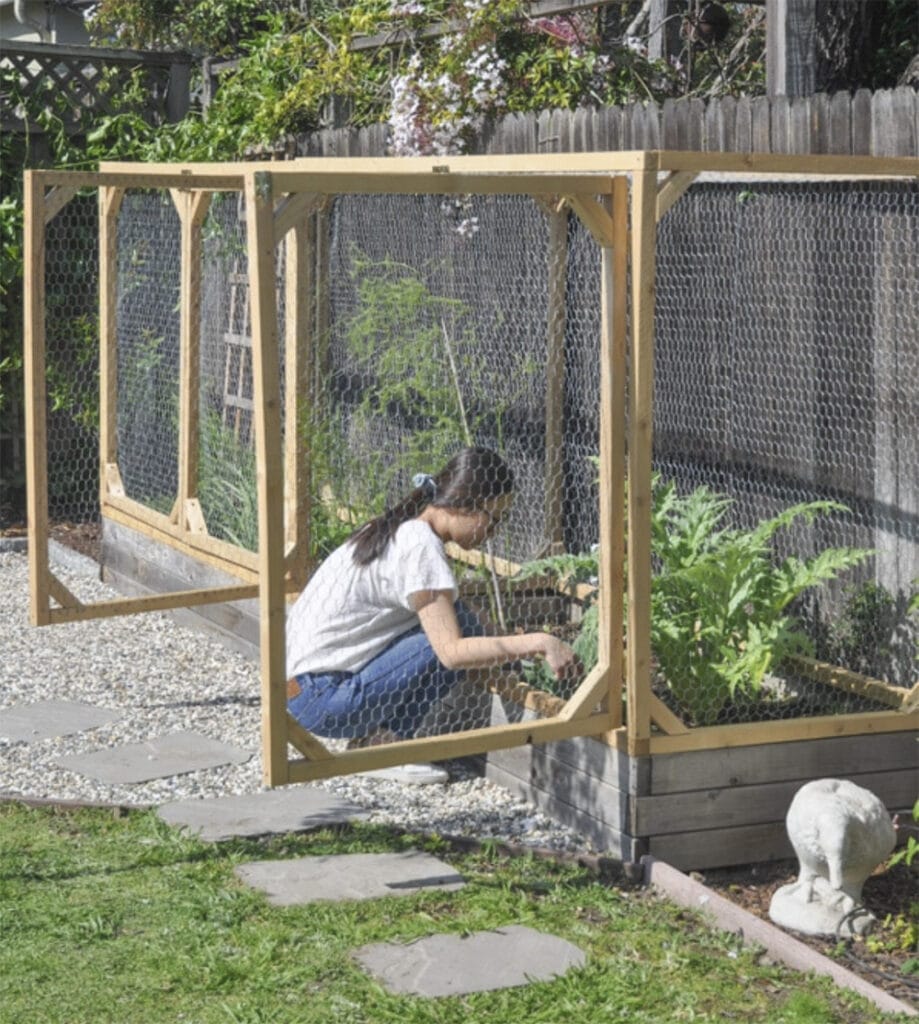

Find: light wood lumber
<box><xmin>102</xmin><ymin>498</ymin><xmax>259</xmax><ymax>580</ymax></box>
<box><xmin>656</xmin><ymin>171</ymin><xmax>697</xmax><ymax>220</ymax></box>
<box><xmin>558</xmin><ymin>663</ymin><xmax>612</xmax><ymax>722</ymax></box>
<box><xmin>283</xmin><ymin>221</ymin><xmax>311</xmax><ymax>589</ymax></box>
<box><xmin>567</xmin><ymin>194</ymin><xmax>615</xmax><ymax>247</ymax></box>
<box><xmin>173</xmin><ymin>189</ymin><xmax>211</xmax><ymax>533</ymax></box>
<box><xmin>789</xmin><ymin>654</ymin><xmax>914</xmax><ymax>711</ymax></box>
<box><xmin>99</xmin><ymin>152</ymin><xmax>655</xmax><ymax>177</ymax></box>
<box><xmin>104</xmin><ymin>461</ymin><xmax>126</xmax><ymax>497</ymax></box>
<box><xmin>245</xmin><ymin>170</ymin><xmax>289</xmax><ymax>787</ymax></box>
<box><xmin>47</xmin><ymin>572</ymin><xmax>84</xmax><ymax>610</ymax></box>
<box><xmin>183</xmin><ymin>498</ymin><xmax>208</xmax><ymax>535</ymax></box>
<box><xmin>285</xmin><ymin>715</ymin><xmax>334</xmax><ymax>761</ymax></box>
<box><xmin>99</xmin><ymin>191</ymin><xmax>125</xmax><ymax>498</ymax></box>
<box><xmin>601</xmin><ymin>178</ymin><xmax>629</xmax><ymax>728</ymax></box>
<box><xmin>43</xmin><ymin>185</ymin><xmax>79</xmax><ymax>224</ymax></box>
<box><xmin>272</xmin><ymin>191</ymin><xmax>325</xmax><ymax>246</ymax></box>
<box><xmin>47</xmin><ymin>169</ymin><xmax>246</xmax><ymax>190</ymax></box>
<box><xmin>47</xmin><ymin>583</ymin><xmax>259</xmax><ymax>624</ymax></box>
<box><xmin>264</xmin><ymin>171</ymin><xmax>621</xmax><ymax>199</ymax></box>
<box><xmin>649</xmin><ymin>694</ymin><xmax>690</xmax><ymax>735</ymax></box>
<box><xmin>627</xmin><ymin>169</ymin><xmax>659</xmax><ymax>746</ymax></box>
<box><xmin>23</xmin><ymin>171</ymin><xmax>50</xmax><ymax>626</ymax></box>
<box><xmin>648</xmin><ymin>710</ymin><xmax>919</xmax><ymax>755</ymax></box>
<box><xmin>287</xmin><ymin>710</ymin><xmax>613</xmax><ymax>783</ymax></box>
<box><xmin>654</xmin><ymin>150</ymin><xmax>919</xmax><ymax>177</ymax></box>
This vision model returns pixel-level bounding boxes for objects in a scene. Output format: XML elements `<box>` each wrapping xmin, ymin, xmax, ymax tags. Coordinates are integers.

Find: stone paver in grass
<box><xmin>54</xmin><ymin>730</ymin><xmax>252</xmax><ymax>784</ymax></box>
<box><xmin>353</xmin><ymin>924</ymin><xmax>586</xmax><ymax>997</ymax></box>
<box><xmin>235</xmin><ymin>851</ymin><xmax>465</xmax><ymax>905</ymax></box>
<box><xmin>159</xmin><ymin>787</ymin><xmax>369</xmax><ymax>841</ymax></box>
<box><xmin>0</xmin><ymin>700</ymin><xmax>124</xmax><ymax>742</ymax></box>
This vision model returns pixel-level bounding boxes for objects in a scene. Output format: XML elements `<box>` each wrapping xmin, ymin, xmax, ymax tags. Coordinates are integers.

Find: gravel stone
<box><xmin>0</xmin><ymin>551</ymin><xmax>593</xmax><ymax>852</ymax></box>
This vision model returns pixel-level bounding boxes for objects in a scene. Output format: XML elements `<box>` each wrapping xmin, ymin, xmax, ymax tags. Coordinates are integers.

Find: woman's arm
<box><xmin>412</xmin><ymin>590</ymin><xmax>579</xmax><ymax>680</ymax></box>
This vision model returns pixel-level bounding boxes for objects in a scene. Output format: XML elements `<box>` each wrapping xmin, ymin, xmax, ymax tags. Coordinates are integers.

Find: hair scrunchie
<box><xmin>412</xmin><ymin>472</ymin><xmax>437</xmax><ymax>497</ymax></box>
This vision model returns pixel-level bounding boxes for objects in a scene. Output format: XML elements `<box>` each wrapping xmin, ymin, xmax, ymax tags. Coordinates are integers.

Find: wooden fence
<box><xmin>1</xmin><ymin>40</ymin><xmax>191</xmax><ymax>135</ymax></box>
<box><xmin>291</xmin><ymin>87</ymin><xmax>919</xmax><ymax>159</ymax></box>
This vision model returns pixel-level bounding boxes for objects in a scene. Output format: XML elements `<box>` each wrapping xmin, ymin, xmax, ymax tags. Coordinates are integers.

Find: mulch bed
<box><xmin>699</xmin><ymin>858</ymin><xmax>919</xmax><ymax>1009</ymax></box>
<box><xmin>1</xmin><ymin>521</ymin><xmax>102</xmax><ymax>563</ymax></box>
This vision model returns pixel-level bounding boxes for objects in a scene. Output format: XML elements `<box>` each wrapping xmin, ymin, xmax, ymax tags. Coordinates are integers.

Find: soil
<box><xmin>49</xmin><ymin>521</ymin><xmax>102</xmax><ymax>562</ymax></box>
<box><xmin>0</xmin><ymin>520</ymin><xmax>102</xmax><ymax>563</ymax></box>
<box><xmin>699</xmin><ymin>858</ymin><xmax>919</xmax><ymax>1009</ymax></box>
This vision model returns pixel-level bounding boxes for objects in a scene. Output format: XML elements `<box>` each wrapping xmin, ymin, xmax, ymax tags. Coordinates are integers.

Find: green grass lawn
<box><xmin>0</xmin><ymin>803</ymin><xmax>905</xmax><ymax>1024</ymax></box>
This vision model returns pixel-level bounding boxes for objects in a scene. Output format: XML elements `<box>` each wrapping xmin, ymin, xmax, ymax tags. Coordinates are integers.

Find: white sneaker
<box><xmin>359</xmin><ymin>762</ymin><xmax>449</xmax><ymax>785</ymax></box>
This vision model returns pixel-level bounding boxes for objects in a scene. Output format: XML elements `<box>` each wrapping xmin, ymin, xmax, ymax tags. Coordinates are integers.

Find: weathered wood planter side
<box><xmin>486</xmin><ymin>695</ymin><xmax>918</xmax><ymax>870</ymax></box>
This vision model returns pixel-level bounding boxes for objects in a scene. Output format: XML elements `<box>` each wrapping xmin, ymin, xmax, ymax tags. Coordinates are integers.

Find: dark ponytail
<box><xmin>349</xmin><ymin>447</ymin><xmax>514</xmax><ymax>566</ymax></box>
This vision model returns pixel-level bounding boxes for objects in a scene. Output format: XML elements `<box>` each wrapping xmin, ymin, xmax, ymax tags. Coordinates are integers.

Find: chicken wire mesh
<box><xmin>44</xmin><ymin>192</ymin><xmax>100</xmax><ymax>540</ymax></box>
<box><xmin>651</xmin><ymin>179</ymin><xmax>918</xmax><ymax>727</ymax></box>
<box><xmin>289</xmin><ymin>192</ymin><xmax>603</xmax><ymax>740</ymax></box>
<box><xmin>37</xmin><ymin>172</ymin><xmax>917</xmax><ymax>742</ymax></box>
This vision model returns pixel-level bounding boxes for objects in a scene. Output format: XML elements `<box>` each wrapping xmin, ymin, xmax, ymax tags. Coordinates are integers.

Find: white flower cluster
<box><xmin>465</xmin><ymin>44</ymin><xmax>508</xmax><ymax>108</ymax></box>
<box><xmin>390</xmin><ymin>1</ymin><xmax>425</xmax><ymax>14</ymax></box>
<box><xmin>387</xmin><ymin>38</ymin><xmax>507</xmax><ymax>162</ymax></box>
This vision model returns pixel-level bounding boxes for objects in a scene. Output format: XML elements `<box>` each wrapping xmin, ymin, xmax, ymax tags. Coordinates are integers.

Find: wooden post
<box><xmin>172</xmin><ymin>189</ymin><xmax>212</xmax><ymax>533</ymax></box>
<box><xmin>545</xmin><ymin>207</ymin><xmax>567</xmax><ymax>551</ymax></box>
<box><xmin>99</xmin><ymin>186</ymin><xmax>124</xmax><ymax>505</ymax></box>
<box><xmin>627</xmin><ymin>165</ymin><xmax>659</xmax><ymax>753</ymax></box>
<box><xmin>603</xmin><ymin>177</ymin><xmax>629</xmax><ymax>729</ymax></box>
<box><xmin>284</xmin><ymin>218</ymin><xmax>312</xmax><ymax>589</ymax></box>
<box><xmin>766</xmin><ymin>0</ymin><xmax>816</xmax><ymax>98</ymax></box>
<box><xmin>23</xmin><ymin>172</ymin><xmax>50</xmax><ymax>626</ymax></box>
<box><xmin>245</xmin><ymin>171</ymin><xmax>289</xmax><ymax>786</ymax></box>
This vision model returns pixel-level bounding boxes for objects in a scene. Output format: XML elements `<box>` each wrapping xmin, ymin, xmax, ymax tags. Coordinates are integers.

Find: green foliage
<box><xmin>340</xmin><ymin>249</ymin><xmax>533</xmax><ymax>502</ymax></box>
<box><xmin>650</xmin><ymin>485</ymin><xmax>871</xmax><ymax>724</ymax></box>
<box><xmin>516</xmin><ymin>480</ymin><xmax>872</xmax><ymax>721</ymax></box>
<box><xmin>197</xmin><ymin>410</ymin><xmax>259</xmax><ymax>551</ymax></box>
<box><xmin>88</xmin><ymin>0</ymin><xmax>303</xmax><ymax>56</ymax></box>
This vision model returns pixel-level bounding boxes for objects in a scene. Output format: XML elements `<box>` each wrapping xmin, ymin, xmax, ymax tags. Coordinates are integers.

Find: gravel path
<box><xmin>0</xmin><ymin>549</ymin><xmax>592</xmax><ymax>852</ymax></box>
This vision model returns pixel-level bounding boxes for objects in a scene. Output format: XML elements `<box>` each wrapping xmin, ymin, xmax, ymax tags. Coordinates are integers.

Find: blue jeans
<box><xmin>287</xmin><ymin>601</ymin><xmax>484</xmax><ymax>740</ymax></box>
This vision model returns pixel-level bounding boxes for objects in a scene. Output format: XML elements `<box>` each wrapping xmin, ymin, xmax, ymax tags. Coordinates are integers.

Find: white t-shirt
<box><xmin>286</xmin><ymin>519</ymin><xmax>457</xmax><ymax>677</ymax></box>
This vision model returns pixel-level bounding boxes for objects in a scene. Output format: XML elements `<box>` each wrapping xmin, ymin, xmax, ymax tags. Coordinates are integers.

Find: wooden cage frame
<box><xmin>24</xmin><ymin>151</ymin><xmax>919</xmax><ymax>790</ymax></box>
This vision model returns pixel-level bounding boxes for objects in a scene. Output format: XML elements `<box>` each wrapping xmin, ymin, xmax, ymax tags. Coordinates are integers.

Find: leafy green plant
<box><xmin>515</xmin><ymin>480</ymin><xmax>872</xmax><ymax>723</ymax></box>
<box><xmin>341</xmin><ymin>249</ymin><xmax>535</xmax><ymax>503</ymax></box>
<box><xmin>650</xmin><ymin>483</ymin><xmax>871</xmax><ymax>724</ymax></box>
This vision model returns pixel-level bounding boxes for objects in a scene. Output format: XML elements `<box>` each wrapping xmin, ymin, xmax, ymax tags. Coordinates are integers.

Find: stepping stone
<box><xmin>159</xmin><ymin>788</ymin><xmax>368</xmax><ymax>842</ymax></box>
<box><xmin>0</xmin><ymin>700</ymin><xmax>123</xmax><ymax>742</ymax></box>
<box><xmin>354</xmin><ymin>924</ymin><xmax>586</xmax><ymax>997</ymax></box>
<box><xmin>54</xmin><ymin>730</ymin><xmax>251</xmax><ymax>784</ymax></box>
<box><xmin>235</xmin><ymin>851</ymin><xmax>465</xmax><ymax>905</ymax></box>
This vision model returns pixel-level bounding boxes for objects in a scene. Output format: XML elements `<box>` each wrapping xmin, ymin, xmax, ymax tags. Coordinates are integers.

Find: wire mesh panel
<box><xmin>44</xmin><ymin>192</ymin><xmax>100</xmax><ymax>536</ymax></box>
<box><xmin>285</xmin><ymin>190</ymin><xmax>604</xmax><ymax>747</ymax></box>
<box><xmin>115</xmin><ymin>191</ymin><xmax>181</xmax><ymax>511</ymax></box>
<box><xmin>196</xmin><ymin>192</ymin><xmax>261</xmax><ymax>552</ymax></box>
<box><xmin>652</xmin><ymin>179</ymin><xmax>918</xmax><ymax>727</ymax></box>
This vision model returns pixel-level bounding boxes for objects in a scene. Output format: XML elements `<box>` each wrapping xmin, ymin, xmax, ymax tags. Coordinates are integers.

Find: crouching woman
<box><xmin>286</xmin><ymin>447</ymin><xmax>578</xmax><ymax>782</ymax></box>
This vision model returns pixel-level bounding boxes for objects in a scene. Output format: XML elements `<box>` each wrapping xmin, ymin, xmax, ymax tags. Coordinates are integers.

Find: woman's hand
<box><xmin>540</xmin><ymin>634</ymin><xmax>581</xmax><ymax>681</ymax></box>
